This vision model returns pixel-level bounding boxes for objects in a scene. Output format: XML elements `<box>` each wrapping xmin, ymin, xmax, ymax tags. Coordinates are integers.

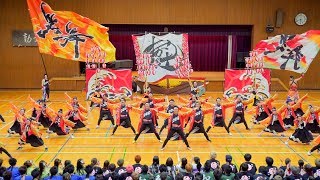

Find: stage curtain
<box><xmin>109</xmin><ymin>34</ymin><xmax>137</xmax><ymax>69</ymax></box>
<box><xmin>231</xmin><ymin>35</ymin><xmax>238</xmax><ymax>68</ymax></box>
<box><xmin>189</xmin><ymin>35</ymin><xmax>228</xmax><ymax>71</ymax></box>
<box><xmin>107</xmin><ymin>25</ymin><xmax>251</xmax><ymax>71</ymax></box>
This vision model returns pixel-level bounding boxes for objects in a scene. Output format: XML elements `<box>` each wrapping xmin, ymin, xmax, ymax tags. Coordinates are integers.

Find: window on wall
<box><xmin>98</xmin><ymin>24</ymin><xmax>252</xmax><ymax>71</ymax></box>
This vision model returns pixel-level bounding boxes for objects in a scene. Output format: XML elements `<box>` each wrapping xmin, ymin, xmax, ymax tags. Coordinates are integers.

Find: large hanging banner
<box><xmin>254</xmin><ymin>30</ymin><xmax>320</xmax><ymax>73</ymax></box>
<box><xmin>86</xmin><ymin>69</ymin><xmax>132</xmax><ymax>99</ymax></box>
<box><xmin>27</xmin><ymin>0</ymin><xmax>116</xmax><ymax>62</ymax></box>
<box><xmin>224</xmin><ymin>69</ymin><xmax>271</xmax><ymax>100</ymax></box>
<box><xmin>132</xmin><ymin>33</ymin><xmax>192</xmax><ymax>83</ymax></box>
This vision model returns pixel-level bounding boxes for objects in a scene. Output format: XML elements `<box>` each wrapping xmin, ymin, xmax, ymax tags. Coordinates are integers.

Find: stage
<box><xmin>0</xmin><ymin>90</ymin><xmax>318</xmax><ymax>167</ymax></box>
<box><xmin>49</xmin><ymin>71</ymin><xmax>289</xmax><ymax>92</ymax></box>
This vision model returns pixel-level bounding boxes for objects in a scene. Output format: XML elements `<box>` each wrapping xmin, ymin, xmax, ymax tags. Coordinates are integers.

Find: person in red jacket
<box><xmin>46</xmin><ymin>109</ymin><xmax>75</xmax><ymax>139</ymax></box>
<box><xmin>205</xmin><ymin>97</ymin><xmax>233</xmax><ymax>135</ymax></box>
<box><xmin>160</xmin><ymin>107</ymin><xmax>192</xmax><ymax>150</ymax></box>
<box><xmin>133</xmin><ymin>102</ymin><xmax>161</xmax><ymax>143</ymax></box>
<box><xmin>304</xmin><ymin>105</ymin><xmax>320</xmax><ymax>133</ymax></box>
<box><xmin>185</xmin><ymin>102</ymin><xmax>212</xmax><ymax>142</ymax></box>
<box><xmin>282</xmin><ymin>102</ymin><xmax>297</xmax><ymax>129</ymax></box>
<box><xmin>259</xmin><ymin>106</ymin><xmax>286</xmax><ymax>136</ymax></box>
<box><xmin>112</xmin><ymin>98</ymin><xmax>136</xmax><ymax>135</ymax></box>
<box><xmin>226</xmin><ymin>95</ymin><xmax>252</xmax><ymax>132</ymax></box>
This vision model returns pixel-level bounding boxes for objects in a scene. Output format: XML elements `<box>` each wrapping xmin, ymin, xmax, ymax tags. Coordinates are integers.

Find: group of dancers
<box><xmin>2</xmin><ymin>73</ymin><xmax>320</xmax><ymax>157</ymax></box>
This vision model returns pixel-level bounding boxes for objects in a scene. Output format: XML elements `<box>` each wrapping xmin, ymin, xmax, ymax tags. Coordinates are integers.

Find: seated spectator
<box><xmin>116</xmin><ymin>159</ymin><xmax>126</xmax><ymax>175</ymax></box>
<box><xmin>279</xmin><ymin>158</ymin><xmax>291</xmax><ymax>177</ymax></box>
<box><xmin>0</xmin><ymin>167</ymin><xmax>7</xmax><ymax>178</ymax></box>
<box><xmin>208</xmin><ymin>152</ymin><xmax>220</xmax><ymax>171</ymax></box>
<box><xmin>313</xmin><ymin>158</ymin><xmax>320</xmax><ymax>179</ymax></box>
<box><xmin>166</xmin><ymin>157</ymin><xmax>176</xmax><ymax>179</ymax></box>
<box><xmin>131</xmin><ymin>172</ymin><xmax>139</xmax><ymax>180</ymax></box>
<box><xmin>64</xmin><ymin>164</ymin><xmax>82</xmax><ymax>180</ymax></box>
<box><xmin>194</xmin><ymin>172</ymin><xmax>203</xmax><ymax>180</ymax></box>
<box><xmin>91</xmin><ymin>158</ymin><xmax>102</xmax><ymax>175</ymax></box>
<box><xmin>285</xmin><ymin>166</ymin><xmax>302</xmax><ymax>180</ymax></box>
<box><xmin>75</xmin><ymin>159</ymin><xmax>86</xmax><ymax>176</ymax></box>
<box><xmin>139</xmin><ymin>165</ymin><xmax>153</xmax><ymax>180</ymax></box>
<box><xmin>253</xmin><ymin>166</ymin><xmax>267</xmax><ymax>180</ymax></box>
<box><xmin>7</xmin><ymin>158</ymin><xmax>19</xmax><ymax>179</ymax></box>
<box><xmin>298</xmin><ymin>159</ymin><xmax>305</xmax><ymax>175</ymax></box>
<box><xmin>263</xmin><ymin>157</ymin><xmax>277</xmax><ymax>178</ymax></box>
<box><xmin>244</xmin><ymin>153</ymin><xmax>257</xmax><ymax>175</ymax></box>
<box><xmin>39</xmin><ymin>160</ymin><xmax>50</xmax><ymax>179</ymax></box>
<box><xmin>2</xmin><ymin>170</ymin><xmax>12</xmax><ymax>180</ymax></box>
<box><xmin>237</xmin><ymin>163</ymin><xmax>253</xmax><ymax>180</ymax></box>
<box><xmin>202</xmin><ymin>160</ymin><xmax>215</xmax><ymax>180</ymax></box>
<box><xmin>192</xmin><ymin>157</ymin><xmax>202</xmax><ymax>174</ymax></box>
<box><xmin>221</xmin><ymin>155</ymin><xmax>238</xmax><ymax>174</ymax></box>
<box><xmin>133</xmin><ymin>155</ymin><xmax>142</xmax><ymax>174</ymax></box>
<box><xmin>221</xmin><ymin>165</ymin><xmax>236</xmax><ymax>180</ymax></box>
<box><xmin>24</xmin><ymin>160</ymin><xmax>35</xmax><ymax>175</ymax></box>
<box><xmin>214</xmin><ymin>167</ymin><xmax>223</xmax><ymax>180</ymax></box>
<box><xmin>54</xmin><ymin>159</ymin><xmax>63</xmax><ymax>175</ymax></box>
<box><xmin>154</xmin><ymin>164</ymin><xmax>170</xmax><ymax>180</ymax></box>
<box><xmin>175</xmin><ymin>173</ymin><xmax>184</xmax><ymax>180</ymax></box>
<box><xmin>177</xmin><ymin>158</ymin><xmax>188</xmax><ymax>174</ymax></box>
<box><xmin>302</xmin><ymin>164</ymin><xmax>313</xmax><ymax>180</ymax></box>
<box><xmin>102</xmin><ymin>160</ymin><xmax>110</xmax><ymax>176</ymax></box>
<box><xmin>82</xmin><ymin>165</ymin><xmax>95</xmax><ymax>180</ymax></box>
<box><xmin>31</xmin><ymin>168</ymin><xmax>40</xmax><ymax>180</ymax></box>
<box><xmin>160</xmin><ymin>172</ymin><xmax>170</xmax><ymax>180</ymax></box>
<box><xmin>44</xmin><ymin>166</ymin><xmax>63</xmax><ymax>180</ymax></box>
<box><xmin>183</xmin><ymin>164</ymin><xmax>194</xmax><ymax>179</ymax></box>
<box><xmin>149</xmin><ymin>156</ymin><xmax>160</xmax><ymax>175</ymax></box>
<box><xmin>14</xmin><ymin>165</ymin><xmax>32</xmax><ymax>180</ymax></box>
<box><xmin>120</xmin><ymin>165</ymin><xmax>134</xmax><ymax>180</ymax></box>
<box><xmin>104</xmin><ymin>163</ymin><xmax>118</xmax><ymax>180</ymax></box>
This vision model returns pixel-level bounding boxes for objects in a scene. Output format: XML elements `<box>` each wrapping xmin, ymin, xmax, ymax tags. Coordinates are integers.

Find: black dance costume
<box><xmin>112</xmin><ymin>105</ymin><xmax>136</xmax><ymax>135</ymax></box>
<box><xmin>134</xmin><ymin>109</ymin><xmax>160</xmax><ymax>142</ymax></box>
<box><xmin>159</xmin><ymin>105</ymin><xmax>175</xmax><ymax>135</ymax></box>
<box><xmin>185</xmin><ymin>108</ymin><xmax>211</xmax><ymax>141</ymax></box>
<box><xmin>289</xmin><ymin>120</ymin><xmax>314</xmax><ymax>143</ymax></box>
<box><xmin>227</xmin><ymin>101</ymin><xmax>249</xmax><ymax>131</ymax></box>
<box><xmin>161</xmin><ymin>114</ymin><xmax>190</xmax><ymax>149</ymax></box>
<box><xmin>97</xmin><ymin>99</ymin><xmax>114</xmax><ymax>126</ymax></box>
<box><xmin>283</xmin><ymin>108</ymin><xmax>296</xmax><ymax>128</ymax></box>
<box><xmin>206</xmin><ymin>104</ymin><xmax>229</xmax><ymax>133</ymax></box>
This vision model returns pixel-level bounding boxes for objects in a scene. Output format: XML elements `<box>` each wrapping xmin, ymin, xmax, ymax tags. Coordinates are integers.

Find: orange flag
<box><xmin>27</xmin><ymin>0</ymin><xmax>116</xmax><ymax>62</ymax></box>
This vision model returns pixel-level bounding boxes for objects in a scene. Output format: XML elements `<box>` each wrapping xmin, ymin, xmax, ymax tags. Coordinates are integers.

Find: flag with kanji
<box><xmin>254</xmin><ymin>30</ymin><xmax>320</xmax><ymax>73</ymax></box>
<box><xmin>27</xmin><ymin>0</ymin><xmax>116</xmax><ymax>62</ymax></box>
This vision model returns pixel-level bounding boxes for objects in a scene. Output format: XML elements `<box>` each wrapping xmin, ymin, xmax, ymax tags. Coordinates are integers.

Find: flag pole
<box><xmin>39</xmin><ymin>53</ymin><xmax>48</xmax><ymax>75</ymax></box>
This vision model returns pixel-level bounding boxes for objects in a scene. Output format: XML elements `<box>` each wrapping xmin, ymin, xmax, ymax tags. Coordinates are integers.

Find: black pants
<box><xmin>162</xmin><ymin>128</ymin><xmax>190</xmax><ymax>148</ymax></box>
<box><xmin>159</xmin><ymin>119</ymin><xmax>169</xmax><ymax>134</ymax></box>
<box><xmin>227</xmin><ymin>113</ymin><xmax>249</xmax><ymax>130</ymax></box>
<box><xmin>134</xmin><ymin>123</ymin><xmax>160</xmax><ymax>141</ymax></box>
<box><xmin>0</xmin><ymin>147</ymin><xmax>12</xmax><ymax>158</ymax></box>
<box><xmin>44</xmin><ymin>87</ymin><xmax>49</xmax><ymax>99</ymax></box>
<box><xmin>0</xmin><ymin>114</ymin><xmax>4</xmax><ymax>122</ymax></box>
<box><xmin>310</xmin><ymin>144</ymin><xmax>320</xmax><ymax>152</ymax></box>
<box><xmin>98</xmin><ymin>110</ymin><xmax>114</xmax><ymax>125</ymax></box>
<box><xmin>112</xmin><ymin>118</ymin><xmax>136</xmax><ymax>134</ymax></box>
<box><xmin>206</xmin><ymin>117</ymin><xmax>229</xmax><ymax>133</ymax></box>
<box><xmin>186</xmin><ymin>123</ymin><xmax>210</xmax><ymax>141</ymax></box>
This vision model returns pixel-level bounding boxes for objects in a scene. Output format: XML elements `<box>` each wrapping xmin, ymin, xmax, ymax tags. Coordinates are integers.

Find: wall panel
<box><xmin>0</xmin><ymin>0</ymin><xmax>319</xmax><ymax>89</ymax></box>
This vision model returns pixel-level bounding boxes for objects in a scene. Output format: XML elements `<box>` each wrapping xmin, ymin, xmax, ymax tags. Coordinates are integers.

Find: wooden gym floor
<box><xmin>0</xmin><ymin>90</ymin><xmax>319</xmax><ymax>168</ymax></box>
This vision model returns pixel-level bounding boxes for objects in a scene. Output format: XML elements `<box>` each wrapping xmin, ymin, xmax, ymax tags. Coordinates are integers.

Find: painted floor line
<box><xmin>7</xmin><ymin>151</ymin><xmax>312</xmax><ymax>154</ymax></box>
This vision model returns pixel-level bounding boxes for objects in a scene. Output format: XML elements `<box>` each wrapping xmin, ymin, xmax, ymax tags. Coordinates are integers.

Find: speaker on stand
<box><xmin>236</xmin><ymin>52</ymin><xmax>249</xmax><ymax>68</ymax></box>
